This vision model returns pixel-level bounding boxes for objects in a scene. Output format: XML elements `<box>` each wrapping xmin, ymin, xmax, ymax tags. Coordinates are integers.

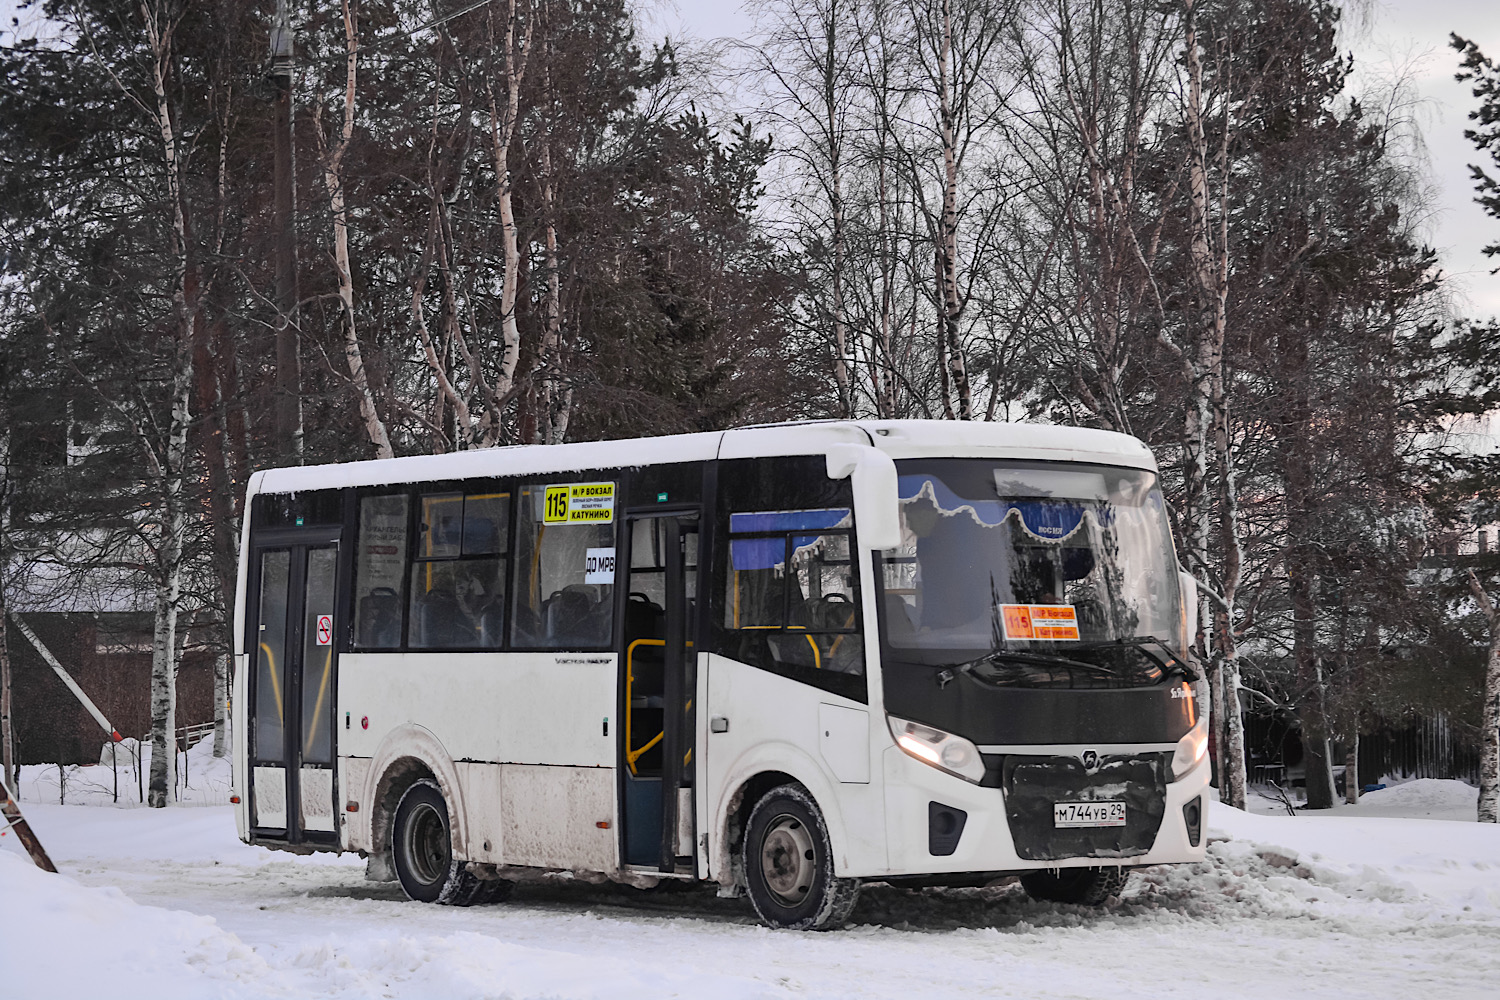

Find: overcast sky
<box><xmin>5</xmin><ymin>0</ymin><xmax>1499</xmax><ymax>317</ymax></box>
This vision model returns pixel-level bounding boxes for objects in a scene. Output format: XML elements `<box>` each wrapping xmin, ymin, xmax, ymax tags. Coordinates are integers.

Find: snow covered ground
<box><xmin>4</xmin><ymin>753</ymin><xmax>1499</xmax><ymax>999</ymax></box>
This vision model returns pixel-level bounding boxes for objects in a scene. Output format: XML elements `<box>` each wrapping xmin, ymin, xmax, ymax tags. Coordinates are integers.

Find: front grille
<box><xmin>1001</xmin><ymin>753</ymin><xmax>1168</xmax><ymax>861</ymax></box>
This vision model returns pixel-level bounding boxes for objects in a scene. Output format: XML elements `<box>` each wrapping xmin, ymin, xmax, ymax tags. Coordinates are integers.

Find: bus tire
<box><xmin>1020</xmin><ymin>866</ymin><xmax>1128</xmax><ymax>905</ymax></box>
<box><xmin>743</xmin><ymin>783</ymin><xmax>860</xmax><ymax>930</ymax></box>
<box><xmin>392</xmin><ymin>778</ymin><xmax>503</xmax><ymax>906</ymax></box>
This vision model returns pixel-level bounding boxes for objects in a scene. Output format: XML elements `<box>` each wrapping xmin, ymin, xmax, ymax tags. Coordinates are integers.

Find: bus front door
<box><xmin>619</xmin><ymin>512</ymin><xmax>699</xmax><ymax>873</ymax></box>
<box><xmin>247</xmin><ymin>532</ymin><xmax>341</xmax><ymax>846</ymax></box>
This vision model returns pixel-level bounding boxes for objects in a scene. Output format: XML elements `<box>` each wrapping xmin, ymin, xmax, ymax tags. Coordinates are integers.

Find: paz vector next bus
<box><xmin>231</xmin><ymin>420</ymin><xmax>1209</xmax><ymax>930</ymax></box>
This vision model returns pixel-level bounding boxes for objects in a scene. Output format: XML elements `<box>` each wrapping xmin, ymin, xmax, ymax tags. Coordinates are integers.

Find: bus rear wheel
<box><xmin>1020</xmin><ymin>866</ymin><xmax>1128</xmax><ymax>905</ymax></box>
<box><xmin>392</xmin><ymin>778</ymin><xmax>511</xmax><ymax>906</ymax></box>
<box><xmin>743</xmin><ymin>784</ymin><xmax>860</xmax><ymax>930</ymax></box>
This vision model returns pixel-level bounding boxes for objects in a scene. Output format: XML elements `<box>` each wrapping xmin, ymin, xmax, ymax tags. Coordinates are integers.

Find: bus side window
<box><xmin>408</xmin><ymin>491</ymin><xmax>511</xmax><ymax>650</ymax></box>
<box><xmin>720</xmin><ymin>508</ymin><xmax>865</xmax><ymax>690</ymax></box>
<box><xmin>511</xmin><ymin>483</ymin><xmax>616</xmax><ymax>649</ymax></box>
<box><xmin>353</xmin><ymin>494</ymin><xmax>410</xmax><ymax>649</ymax></box>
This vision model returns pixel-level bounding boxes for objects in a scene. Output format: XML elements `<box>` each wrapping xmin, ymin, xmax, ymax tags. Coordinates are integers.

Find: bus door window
<box><xmin>254</xmin><ymin>550</ymin><xmax>292</xmax><ymax>764</ymax></box>
<box><xmin>623</xmin><ymin>517</ymin><xmax>698</xmax><ymax>776</ymax></box>
<box><xmin>300</xmin><ymin>548</ymin><xmax>339</xmax><ymax>765</ymax></box>
<box><xmin>407</xmin><ymin>491</ymin><xmax>510</xmax><ymax>649</ymax></box>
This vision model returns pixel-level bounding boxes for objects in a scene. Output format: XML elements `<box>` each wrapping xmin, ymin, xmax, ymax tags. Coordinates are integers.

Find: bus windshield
<box><xmin>878</xmin><ymin>459</ymin><xmax>1183</xmax><ymax>685</ymax></box>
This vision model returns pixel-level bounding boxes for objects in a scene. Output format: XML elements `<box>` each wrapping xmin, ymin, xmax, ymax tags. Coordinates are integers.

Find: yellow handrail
<box><xmin>737</xmin><ymin>625</ymin><xmax>822</xmax><ymax>670</ymax></box>
<box><xmin>624</xmin><ymin>638</ymin><xmax>694</xmax><ymax>774</ymax></box>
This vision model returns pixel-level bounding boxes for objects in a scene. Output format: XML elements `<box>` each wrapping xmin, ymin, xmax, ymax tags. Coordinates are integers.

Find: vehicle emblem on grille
<box><xmin>1081</xmin><ymin>749</ymin><xmax>1099</xmax><ymax>771</ymax></box>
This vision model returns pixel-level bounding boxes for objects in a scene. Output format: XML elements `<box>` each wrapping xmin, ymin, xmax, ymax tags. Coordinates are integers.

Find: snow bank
<box><xmin>0</xmin><ymin>849</ymin><xmax>271</xmax><ymax>1000</ymax></box>
<box><xmin>4</xmin><ymin>782</ymin><xmax>1500</xmax><ymax>999</ymax></box>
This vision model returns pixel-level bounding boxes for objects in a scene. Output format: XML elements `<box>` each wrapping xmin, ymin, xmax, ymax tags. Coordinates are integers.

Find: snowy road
<box><xmin>4</xmin><ymin>784</ymin><xmax>1500</xmax><ymax>999</ymax></box>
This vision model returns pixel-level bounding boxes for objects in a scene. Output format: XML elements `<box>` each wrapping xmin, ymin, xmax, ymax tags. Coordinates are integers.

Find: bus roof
<box><xmin>249</xmin><ymin>419</ymin><xmax>1156</xmax><ymax>497</ymax></box>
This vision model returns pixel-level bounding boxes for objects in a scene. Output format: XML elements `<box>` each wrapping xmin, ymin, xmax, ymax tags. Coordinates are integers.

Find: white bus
<box><xmin>231</xmin><ymin>419</ymin><xmax>1209</xmax><ymax>929</ymax></box>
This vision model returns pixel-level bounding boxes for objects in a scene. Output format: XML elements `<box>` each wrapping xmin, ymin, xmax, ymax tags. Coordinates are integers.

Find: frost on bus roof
<box><xmin>251</xmin><ymin>420</ymin><xmax>1157</xmax><ymax>496</ymax></box>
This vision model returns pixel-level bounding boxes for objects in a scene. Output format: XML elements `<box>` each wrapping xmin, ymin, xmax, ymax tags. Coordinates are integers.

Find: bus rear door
<box><xmin>246</xmin><ymin>528</ymin><xmax>341</xmax><ymax>847</ymax></box>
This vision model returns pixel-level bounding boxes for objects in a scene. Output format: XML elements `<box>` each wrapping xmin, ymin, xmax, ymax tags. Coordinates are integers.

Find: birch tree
<box><xmin>751</xmin><ymin>0</ymin><xmax>857</xmax><ymax>415</ymax></box>
<box><xmin>313</xmin><ymin>0</ymin><xmax>393</xmax><ymax>460</ymax></box>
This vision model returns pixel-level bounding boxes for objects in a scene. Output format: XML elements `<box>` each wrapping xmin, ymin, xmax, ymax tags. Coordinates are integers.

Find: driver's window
<box><xmin>723</xmin><ymin>509</ymin><xmax>864</xmax><ymax>677</ymax></box>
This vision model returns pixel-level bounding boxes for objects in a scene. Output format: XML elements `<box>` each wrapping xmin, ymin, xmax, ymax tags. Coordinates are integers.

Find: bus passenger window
<box><xmin>408</xmin><ymin>490</ymin><xmax>511</xmax><ymax>650</ymax></box>
<box><xmin>722</xmin><ymin>509</ymin><xmax>864</xmax><ymax>682</ymax></box>
<box><xmin>512</xmin><ymin>482</ymin><xmax>616</xmax><ymax>649</ymax></box>
<box><xmin>353</xmin><ymin>494</ymin><xmax>409</xmax><ymax>649</ymax></box>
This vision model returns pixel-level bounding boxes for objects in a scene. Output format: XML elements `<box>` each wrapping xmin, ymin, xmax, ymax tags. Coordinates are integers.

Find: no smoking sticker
<box><xmin>316</xmin><ymin>614</ymin><xmax>333</xmax><ymax>646</ymax></box>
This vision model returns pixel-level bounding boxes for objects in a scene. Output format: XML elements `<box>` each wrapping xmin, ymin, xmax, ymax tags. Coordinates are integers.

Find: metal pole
<box><xmin>1</xmin><ymin>775</ymin><xmax>57</xmax><ymax>872</ymax></box>
<box><xmin>9</xmin><ymin>614</ymin><xmax>124</xmax><ymax>743</ymax></box>
<box><xmin>270</xmin><ymin>0</ymin><xmax>303</xmax><ymax>463</ymax></box>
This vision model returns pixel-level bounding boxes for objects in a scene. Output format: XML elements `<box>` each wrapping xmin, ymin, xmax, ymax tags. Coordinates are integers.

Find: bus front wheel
<box><xmin>1019</xmin><ymin>866</ymin><xmax>1128</xmax><ymax>905</ymax></box>
<box><xmin>743</xmin><ymin>784</ymin><xmax>860</xmax><ymax>930</ymax></box>
<box><xmin>392</xmin><ymin>778</ymin><xmax>511</xmax><ymax>906</ymax></box>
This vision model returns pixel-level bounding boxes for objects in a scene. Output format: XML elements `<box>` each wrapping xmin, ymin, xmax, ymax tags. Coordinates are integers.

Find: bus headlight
<box><xmin>888</xmin><ymin>714</ymin><xmax>987</xmax><ymax>784</ymax></box>
<box><xmin>1171</xmin><ymin>718</ymin><xmax>1208</xmax><ymax>780</ymax></box>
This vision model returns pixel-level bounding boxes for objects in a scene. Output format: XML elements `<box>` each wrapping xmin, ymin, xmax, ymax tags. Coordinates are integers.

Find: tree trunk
<box><xmin>1</xmin><ymin>586</ymin><xmax>12</xmax><ymax>792</ymax></box>
<box><xmin>1344</xmin><ymin>735</ymin><xmax>1359</xmax><ymax>806</ymax></box>
<box><xmin>1289</xmin><ymin>549</ymin><xmax>1335</xmax><ymax>810</ymax></box>
<box><xmin>1178</xmin><ymin>0</ymin><xmax>1226</xmax><ymax>585</ymax></box>
<box><xmin>212</xmin><ymin>651</ymin><xmax>229</xmax><ymax>758</ymax></box>
<box><xmin>321</xmin><ymin>1</ymin><xmax>393</xmax><ymax>460</ymax></box>
<box><xmin>1212</xmin><ymin>377</ymin><xmax>1247</xmax><ymax>809</ymax></box>
<box><xmin>936</xmin><ymin>0</ymin><xmax>971</xmax><ymax>420</ymax></box>
<box><xmin>1467</xmin><ymin>571</ymin><xmax>1500</xmax><ymax>823</ymax></box>
<box><xmin>485</xmin><ymin>0</ymin><xmax>531</xmax><ymax>440</ymax></box>
<box><xmin>0</xmin><ymin>423</ymin><xmax>12</xmax><ymax>791</ymax></box>
<box><xmin>874</xmin><ymin>151</ymin><xmax>896</xmax><ymax>418</ymax></box>
<box><xmin>143</xmin><ymin>0</ymin><xmax>195</xmax><ymax>808</ymax></box>
<box><xmin>536</xmin><ymin>7</ymin><xmax>571</xmax><ymax>445</ymax></box>
<box><xmin>823</xmin><ymin>1</ymin><xmax>851</xmax><ymax>418</ymax></box>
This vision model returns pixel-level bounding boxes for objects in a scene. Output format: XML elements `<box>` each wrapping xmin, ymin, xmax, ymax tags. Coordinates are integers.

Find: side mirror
<box><xmin>1178</xmin><ymin>569</ymin><xmax>1199</xmax><ymax>647</ymax></box>
<box><xmin>826</xmin><ymin>444</ymin><xmax>901</xmax><ymax>551</ymax></box>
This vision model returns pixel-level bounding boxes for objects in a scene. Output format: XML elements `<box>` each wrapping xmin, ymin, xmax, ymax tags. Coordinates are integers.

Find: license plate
<box><xmin>1053</xmin><ymin>801</ymin><xmax>1127</xmax><ymax>828</ymax></box>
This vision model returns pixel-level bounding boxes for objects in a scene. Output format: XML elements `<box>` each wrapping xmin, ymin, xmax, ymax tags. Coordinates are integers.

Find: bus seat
<box><xmin>477</xmin><ymin>601</ymin><xmax>506</xmax><ymax>647</ymax></box>
<box><xmin>624</xmin><ymin>592</ymin><xmax>664</xmax><ymax>640</ymax></box>
<box><xmin>357</xmin><ymin>587</ymin><xmax>401</xmax><ymax>647</ymax></box>
<box><xmin>545</xmin><ymin>588</ymin><xmax>593</xmax><ymax>643</ymax></box>
<box><xmin>415</xmin><ymin>588</ymin><xmax>475</xmax><ymax>648</ymax></box>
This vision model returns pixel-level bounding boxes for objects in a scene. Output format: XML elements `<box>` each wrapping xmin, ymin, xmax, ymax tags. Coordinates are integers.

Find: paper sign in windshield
<box><xmin>1000</xmin><ymin>604</ymin><xmax>1080</xmax><ymax>641</ymax></box>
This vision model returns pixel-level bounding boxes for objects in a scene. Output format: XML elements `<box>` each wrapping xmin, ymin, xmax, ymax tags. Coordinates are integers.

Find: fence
<box><xmin>1357</xmin><ymin>716</ymin><xmax>1481</xmax><ymax>786</ymax></box>
<box><xmin>1242</xmin><ymin>711</ymin><xmax>1481</xmax><ymax>787</ymax></box>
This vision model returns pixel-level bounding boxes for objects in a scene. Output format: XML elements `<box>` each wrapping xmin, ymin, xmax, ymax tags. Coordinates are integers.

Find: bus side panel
<box><xmin>490</xmin><ymin>763</ymin><xmax>616</xmax><ymax>870</ymax></box>
<box><xmin>338</xmin><ymin>651</ymin><xmax>617</xmax><ymax>872</ymax></box>
<box><xmin>700</xmin><ymin>653</ymin><xmax>887</xmax><ymax>881</ymax></box>
<box><xmin>336</xmin><ymin>652</ymin><xmax>615</xmax><ymax>766</ymax></box>
<box><xmin>232</xmin><ymin>652</ymin><xmax>249</xmax><ymax>842</ymax></box>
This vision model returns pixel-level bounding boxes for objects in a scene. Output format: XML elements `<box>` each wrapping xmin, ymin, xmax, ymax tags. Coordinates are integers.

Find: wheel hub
<box><xmin>760</xmin><ymin>813</ymin><xmax>815</xmax><ymax>904</ymax></box>
<box><xmin>404</xmin><ymin>801</ymin><xmax>449</xmax><ymax>885</ymax></box>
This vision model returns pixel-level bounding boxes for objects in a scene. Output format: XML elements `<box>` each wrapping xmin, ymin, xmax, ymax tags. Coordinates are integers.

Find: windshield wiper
<box><xmin>940</xmin><ymin>649</ymin><xmax>1125</xmax><ymax>680</ymax></box>
<box><xmin>1068</xmin><ymin>635</ymin><xmax>1199</xmax><ymax>682</ymax></box>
